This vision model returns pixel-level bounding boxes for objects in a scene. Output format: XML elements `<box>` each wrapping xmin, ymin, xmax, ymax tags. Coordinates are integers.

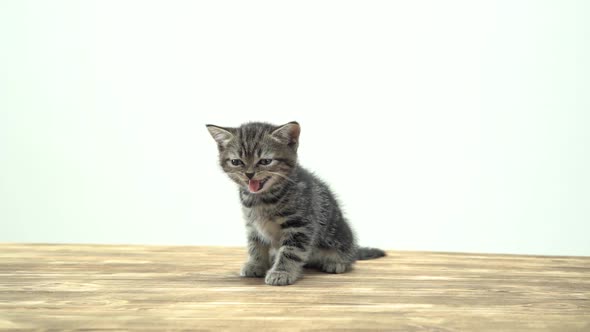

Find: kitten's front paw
<box><xmin>265</xmin><ymin>269</ymin><xmax>299</xmax><ymax>286</ymax></box>
<box><xmin>321</xmin><ymin>262</ymin><xmax>351</xmax><ymax>274</ymax></box>
<box><xmin>240</xmin><ymin>262</ymin><xmax>268</xmax><ymax>278</ymax></box>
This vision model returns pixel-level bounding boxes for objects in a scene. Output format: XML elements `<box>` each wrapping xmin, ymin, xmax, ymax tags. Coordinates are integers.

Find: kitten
<box><xmin>206</xmin><ymin>121</ymin><xmax>385</xmax><ymax>286</ymax></box>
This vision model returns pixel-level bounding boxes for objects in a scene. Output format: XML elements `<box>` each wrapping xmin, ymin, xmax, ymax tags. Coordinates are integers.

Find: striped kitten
<box><xmin>206</xmin><ymin>121</ymin><xmax>385</xmax><ymax>286</ymax></box>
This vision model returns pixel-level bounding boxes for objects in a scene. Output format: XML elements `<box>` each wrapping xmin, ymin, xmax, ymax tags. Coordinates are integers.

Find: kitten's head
<box><xmin>206</xmin><ymin>121</ymin><xmax>300</xmax><ymax>194</ymax></box>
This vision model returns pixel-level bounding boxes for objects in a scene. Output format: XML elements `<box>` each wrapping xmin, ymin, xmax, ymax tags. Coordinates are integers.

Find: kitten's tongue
<box><xmin>248</xmin><ymin>179</ymin><xmax>261</xmax><ymax>192</ymax></box>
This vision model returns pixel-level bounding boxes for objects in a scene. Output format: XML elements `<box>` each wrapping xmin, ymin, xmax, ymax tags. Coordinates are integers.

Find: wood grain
<box><xmin>0</xmin><ymin>244</ymin><xmax>588</xmax><ymax>331</ymax></box>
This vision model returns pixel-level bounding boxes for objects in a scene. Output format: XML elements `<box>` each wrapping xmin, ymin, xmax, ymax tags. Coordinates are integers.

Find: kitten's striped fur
<box><xmin>206</xmin><ymin>121</ymin><xmax>385</xmax><ymax>286</ymax></box>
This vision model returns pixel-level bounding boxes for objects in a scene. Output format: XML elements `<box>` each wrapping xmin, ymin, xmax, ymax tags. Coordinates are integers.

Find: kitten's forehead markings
<box><xmin>232</xmin><ymin>149</ymin><xmax>274</xmax><ymax>165</ymax></box>
<box><xmin>238</xmin><ymin>125</ymin><xmax>269</xmax><ymax>159</ymax></box>
<box><xmin>239</xmin><ymin>141</ymin><xmax>248</xmax><ymax>158</ymax></box>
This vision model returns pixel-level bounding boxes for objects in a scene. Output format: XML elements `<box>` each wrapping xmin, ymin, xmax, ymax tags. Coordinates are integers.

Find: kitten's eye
<box><xmin>258</xmin><ymin>159</ymin><xmax>273</xmax><ymax>166</ymax></box>
<box><xmin>230</xmin><ymin>159</ymin><xmax>243</xmax><ymax>166</ymax></box>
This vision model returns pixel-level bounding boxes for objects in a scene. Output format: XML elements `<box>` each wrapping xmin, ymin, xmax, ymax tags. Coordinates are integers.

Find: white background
<box><xmin>1</xmin><ymin>1</ymin><xmax>589</xmax><ymax>255</ymax></box>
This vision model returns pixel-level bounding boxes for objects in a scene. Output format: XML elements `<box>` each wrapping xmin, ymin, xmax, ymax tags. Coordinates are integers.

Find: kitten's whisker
<box><xmin>267</xmin><ymin>171</ymin><xmax>297</xmax><ymax>184</ymax></box>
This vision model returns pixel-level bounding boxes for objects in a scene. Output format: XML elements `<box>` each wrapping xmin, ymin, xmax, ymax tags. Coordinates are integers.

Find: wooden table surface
<box><xmin>0</xmin><ymin>244</ymin><xmax>589</xmax><ymax>331</ymax></box>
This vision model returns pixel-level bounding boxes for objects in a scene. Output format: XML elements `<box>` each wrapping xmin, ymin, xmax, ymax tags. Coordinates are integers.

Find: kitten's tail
<box><xmin>357</xmin><ymin>247</ymin><xmax>386</xmax><ymax>260</ymax></box>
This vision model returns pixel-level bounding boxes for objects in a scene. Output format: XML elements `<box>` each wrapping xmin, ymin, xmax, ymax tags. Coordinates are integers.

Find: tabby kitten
<box><xmin>206</xmin><ymin>121</ymin><xmax>385</xmax><ymax>286</ymax></box>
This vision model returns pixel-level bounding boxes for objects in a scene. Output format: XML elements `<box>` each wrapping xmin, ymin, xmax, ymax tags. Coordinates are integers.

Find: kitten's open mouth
<box><xmin>248</xmin><ymin>177</ymin><xmax>271</xmax><ymax>193</ymax></box>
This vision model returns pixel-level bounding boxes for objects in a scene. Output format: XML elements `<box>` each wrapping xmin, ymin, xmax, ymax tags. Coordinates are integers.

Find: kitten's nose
<box><xmin>245</xmin><ymin>172</ymin><xmax>255</xmax><ymax>179</ymax></box>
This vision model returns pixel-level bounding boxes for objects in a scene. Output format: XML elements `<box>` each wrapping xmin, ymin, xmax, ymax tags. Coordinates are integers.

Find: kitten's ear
<box><xmin>206</xmin><ymin>124</ymin><xmax>234</xmax><ymax>147</ymax></box>
<box><xmin>271</xmin><ymin>121</ymin><xmax>300</xmax><ymax>146</ymax></box>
